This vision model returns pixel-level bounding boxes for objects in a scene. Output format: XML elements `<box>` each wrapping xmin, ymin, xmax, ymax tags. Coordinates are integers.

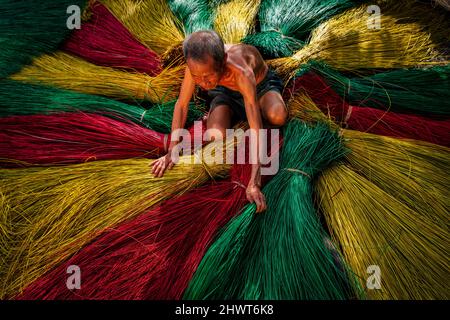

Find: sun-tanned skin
<box><xmin>151</xmin><ymin>43</ymin><xmax>288</xmax><ymax>213</ymax></box>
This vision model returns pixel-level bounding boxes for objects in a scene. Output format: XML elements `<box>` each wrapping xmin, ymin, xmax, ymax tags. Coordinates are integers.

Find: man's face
<box><xmin>187</xmin><ymin>56</ymin><xmax>222</xmax><ymax>90</ymax></box>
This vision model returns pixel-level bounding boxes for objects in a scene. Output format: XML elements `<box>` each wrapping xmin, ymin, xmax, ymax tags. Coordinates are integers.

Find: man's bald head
<box><xmin>182</xmin><ymin>30</ymin><xmax>226</xmax><ymax>70</ymax></box>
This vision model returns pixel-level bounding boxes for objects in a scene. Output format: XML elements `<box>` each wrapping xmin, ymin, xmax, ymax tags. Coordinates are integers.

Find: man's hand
<box><xmin>246</xmin><ymin>183</ymin><xmax>266</xmax><ymax>213</ymax></box>
<box><xmin>151</xmin><ymin>153</ymin><xmax>174</xmax><ymax>177</ymax></box>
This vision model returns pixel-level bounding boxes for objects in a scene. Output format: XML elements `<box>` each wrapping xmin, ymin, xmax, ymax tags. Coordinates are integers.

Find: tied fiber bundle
<box><xmin>63</xmin><ymin>1</ymin><xmax>162</xmax><ymax>76</ymax></box>
<box><xmin>316</xmin><ymin>164</ymin><xmax>450</xmax><ymax>299</ymax></box>
<box><xmin>168</xmin><ymin>0</ymin><xmax>214</xmax><ymax>34</ymax></box>
<box><xmin>213</xmin><ymin>0</ymin><xmax>261</xmax><ymax>44</ymax></box>
<box><xmin>289</xmin><ymin>93</ymin><xmax>449</xmax><ymax>227</ymax></box>
<box><xmin>343</xmin><ymin>129</ymin><xmax>449</xmax><ymax>224</ymax></box>
<box><xmin>0</xmin><ymin>113</ymin><xmax>207</xmax><ymax>167</ymax></box>
<box><xmin>290</xmin><ymin>95</ymin><xmax>450</xmax><ymax>299</ymax></box>
<box><xmin>0</xmin><ymin>113</ymin><xmax>161</xmax><ymax>166</ymax></box>
<box><xmin>100</xmin><ymin>0</ymin><xmax>184</xmax><ymax>55</ymax></box>
<box><xmin>10</xmin><ymin>52</ymin><xmax>183</xmax><ymax>103</ymax></box>
<box><xmin>0</xmin><ymin>129</ymin><xmax>243</xmax><ymax>299</ymax></box>
<box><xmin>242</xmin><ymin>0</ymin><xmax>354</xmax><ymax>58</ymax></box>
<box><xmin>284</xmin><ymin>68</ymin><xmax>450</xmax><ymax>146</ymax></box>
<box><xmin>161</xmin><ymin>0</ymin><xmax>216</xmax><ymax>66</ymax></box>
<box><xmin>270</xmin><ymin>3</ymin><xmax>450</xmax><ymax>79</ymax></box>
<box><xmin>185</xmin><ymin>120</ymin><xmax>359</xmax><ymax>300</ymax></box>
<box><xmin>0</xmin><ymin>0</ymin><xmax>87</xmax><ymax>78</ymax></box>
<box><xmin>18</xmin><ymin>135</ymin><xmax>280</xmax><ymax>299</ymax></box>
<box><xmin>0</xmin><ymin>80</ymin><xmax>204</xmax><ymax>133</ymax></box>
<box><xmin>314</xmin><ymin>63</ymin><xmax>450</xmax><ymax>117</ymax></box>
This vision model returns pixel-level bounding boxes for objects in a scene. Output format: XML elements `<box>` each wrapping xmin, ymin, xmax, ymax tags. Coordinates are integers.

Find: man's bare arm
<box><xmin>151</xmin><ymin>67</ymin><xmax>195</xmax><ymax>177</ymax></box>
<box><xmin>168</xmin><ymin>67</ymin><xmax>196</xmax><ymax>153</ymax></box>
<box><xmin>235</xmin><ymin>66</ymin><xmax>267</xmax><ymax>212</ymax></box>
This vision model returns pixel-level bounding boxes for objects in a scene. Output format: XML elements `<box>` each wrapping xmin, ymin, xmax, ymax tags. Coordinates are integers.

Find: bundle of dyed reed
<box><xmin>286</xmin><ymin>93</ymin><xmax>450</xmax><ymax>299</ymax></box>
<box><xmin>284</xmin><ymin>68</ymin><xmax>450</xmax><ymax>146</ymax></box>
<box><xmin>0</xmin><ymin>80</ymin><xmax>204</xmax><ymax>133</ymax></box>
<box><xmin>243</xmin><ymin>0</ymin><xmax>354</xmax><ymax>58</ymax></box>
<box><xmin>0</xmin><ymin>0</ymin><xmax>87</xmax><ymax>78</ymax></box>
<box><xmin>162</xmin><ymin>0</ymin><xmax>216</xmax><ymax>65</ymax></box>
<box><xmin>213</xmin><ymin>0</ymin><xmax>261</xmax><ymax>44</ymax></box>
<box><xmin>309</xmin><ymin>62</ymin><xmax>450</xmax><ymax>117</ymax></box>
<box><xmin>185</xmin><ymin>120</ymin><xmax>359</xmax><ymax>300</ymax></box>
<box><xmin>17</xmin><ymin>135</ymin><xmax>281</xmax><ymax>299</ymax></box>
<box><xmin>326</xmin><ymin>64</ymin><xmax>450</xmax><ymax>118</ymax></box>
<box><xmin>10</xmin><ymin>52</ymin><xmax>183</xmax><ymax>103</ymax></box>
<box><xmin>316</xmin><ymin>163</ymin><xmax>449</xmax><ymax>299</ymax></box>
<box><xmin>100</xmin><ymin>0</ymin><xmax>184</xmax><ymax>55</ymax></box>
<box><xmin>168</xmin><ymin>0</ymin><xmax>214</xmax><ymax>34</ymax></box>
<box><xmin>289</xmin><ymin>93</ymin><xmax>449</xmax><ymax>228</ymax></box>
<box><xmin>270</xmin><ymin>2</ymin><xmax>450</xmax><ymax>78</ymax></box>
<box><xmin>0</xmin><ymin>129</ymin><xmax>243</xmax><ymax>299</ymax></box>
<box><xmin>0</xmin><ymin>113</ymin><xmax>208</xmax><ymax>167</ymax></box>
<box><xmin>63</xmin><ymin>1</ymin><xmax>162</xmax><ymax>76</ymax></box>
<box><xmin>0</xmin><ymin>113</ymin><xmax>166</xmax><ymax>166</ymax></box>
<box><xmin>162</xmin><ymin>0</ymin><xmax>261</xmax><ymax>65</ymax></box>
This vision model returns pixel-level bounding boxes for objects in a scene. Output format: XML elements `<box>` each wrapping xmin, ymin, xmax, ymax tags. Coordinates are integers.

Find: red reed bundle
<box><xmin>17</xmin><ymin>134</ymin><xmax>280</xmax><ymax>300</ymax></box>
<box><xmin>63</xmin><ymin>2</ymin><xmax>162</xmax><ymax>76</ymax></box>
<box><xmin>0</xmin><ymin>113</ymin><xmax>206</xmax><ymax>166</ymax></box>
<box><xmin>284</xmin><ymin>72</ymin><xmax>450</xmax><ymax>147</ymax></box>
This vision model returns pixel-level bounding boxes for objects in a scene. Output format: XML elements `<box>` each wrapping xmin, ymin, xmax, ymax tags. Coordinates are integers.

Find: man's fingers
<box><xmin>246</xmin><ymin>193</ymin><xmax>255</xmax><ymax>204</ymax></box>
<box><xmin>257</xmin><ymin>193</ymin><xmax>267</xmax><ymax>213</ymax></box>
<box><xmin>260</xmin><ymin>199</ymin><xmax>267</xmax><ymax>212</ymax></box>
<box><xmin>257</xmin><ymin>197</ymin><xmax>264</xmax><ymax>213</ymax></box>
<box><xmin>246</xmin><ymin>192</ymin><xmax>265</xmax><ymax>212</ymax></box>
<box><xmin>168</xmin><ymin>161</ymin><xmax>175</xmax><ymax>170</ymax></box>
<box><xmin>260</xmin><ymin>194</ymin><xmax>267</xmax><ymax>212</ymax></box>
<box><xmin>153</xmin><ymin>165</ymin><xmax>160</xmax><ymax>177</ymax></box>
<box><xmin>154</xmin><ymin>162</ymin><xmax>164</xmax><ymax>177</ymax></box>
<box><xmin>156</xmin><ymin>164</ymin><xmax>166</xmax><ymax>177</ymax></box>
<box><xmin>151</xmin><ymin>161</ymin><xmax>160</xmax><ymax>175</ymax></box>
<box><xmin>254</xmin><ymin>196</ymin><xmax>262</xmax><ymax>213</ymax></box>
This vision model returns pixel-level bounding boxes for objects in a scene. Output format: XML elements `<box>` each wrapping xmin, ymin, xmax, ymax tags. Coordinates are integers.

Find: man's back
<box><xmin>219</xmin><ymin>43</ymin><xmax>268</xmax><ymax>91</ymax></box>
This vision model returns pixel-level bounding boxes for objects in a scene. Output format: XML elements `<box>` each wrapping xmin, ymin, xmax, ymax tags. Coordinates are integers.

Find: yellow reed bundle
<box><xmin>100</xmin><ymin>0</ymin><xmax>184</xmax><ymax>55</ymax></box>
<box><xmin>10</xmin><ymin>52</ymin><xmax>183</xmax><ymax>103</ymax></box>
<box><xmin>0</xmin><ymin>129</ymin><xmax>244</xmax><ymax>298</ymax></box>
<box><xmin>213</xmin><ymin>0</ymin><xmax>261</xmax><ymax>44</ymax></box>
<box><xmin>343</xmin><ymin>129</ymin><xmax>449</xmax><ymax>225</ymax></box>
<box><xmin>289</xmin><ymin>92</ymin><xmax>449</xmax><ymax>225</ymax></box>
<box><xmin>270</xmin><ymin>3</ymin><xmax>449</xmax><ymax>78</ymax></box>
<box><xmin>161</xmin><ymin>42</ymin><xmax>186</xmax><ymax>68</ymax></box>
<box><xmin>316</xmin><ymin>164</ymin><xmax>449</xmax><ymax>299</ymax></box>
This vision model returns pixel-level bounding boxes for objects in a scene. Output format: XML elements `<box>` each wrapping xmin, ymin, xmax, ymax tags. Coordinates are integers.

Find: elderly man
<box><xmin>151</xmin><ymin>30</ymin><xmax>288</xmax><ymax>212</ymax></box>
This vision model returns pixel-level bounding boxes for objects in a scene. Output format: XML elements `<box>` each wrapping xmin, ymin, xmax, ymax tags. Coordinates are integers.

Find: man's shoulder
<box><xmin>226</xmin><ymin>43</ymin><xmax>258</xmax><ymax>55</ymax></box>
<box><xmin>227</xmin><ymin>44</ymin><xmax>266</xmax><ymax>78</ymax></box>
